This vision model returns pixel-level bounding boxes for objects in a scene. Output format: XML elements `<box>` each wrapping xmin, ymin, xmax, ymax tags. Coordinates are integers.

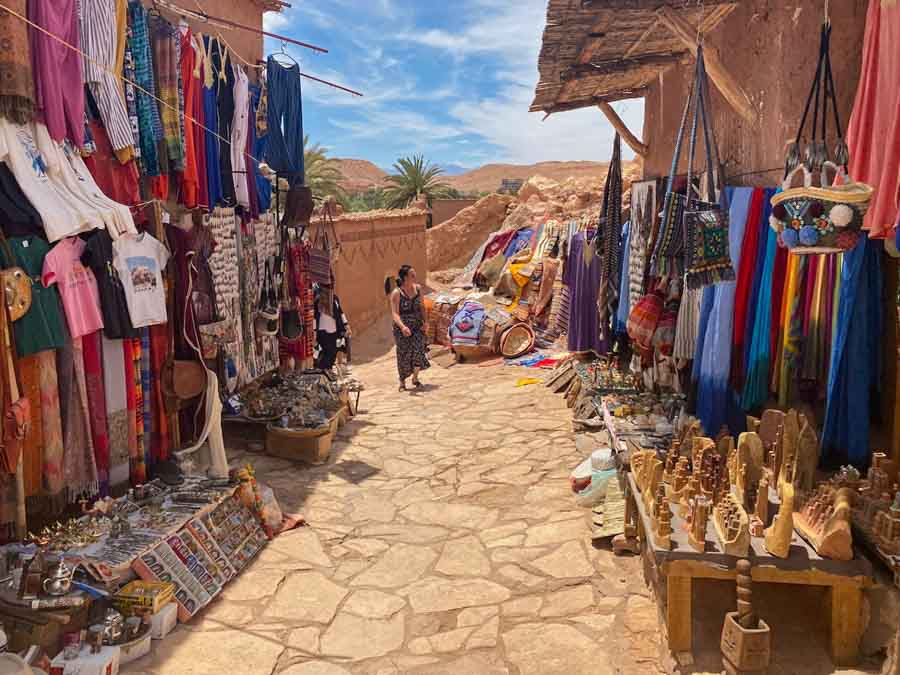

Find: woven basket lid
<box><xmin>500</xmin><ymin>323</ymin><xmax>535</xmax><ymax>358</ymax></box>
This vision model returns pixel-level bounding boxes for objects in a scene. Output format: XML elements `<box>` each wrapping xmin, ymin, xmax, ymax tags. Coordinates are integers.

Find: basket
<box><xmin>500</xmin><ymin>323</ymin><xmax>535</xmax><ymax>359</ymax></box>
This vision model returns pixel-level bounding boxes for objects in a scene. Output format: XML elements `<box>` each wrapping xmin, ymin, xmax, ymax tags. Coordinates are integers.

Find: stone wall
<box><xmin>431</xmin><ymin>199</ymin><xmax>478</xmax><ymax>227</ymax></box>
<box><xmin>641</xmin><ymin>0</ymin><xmax>867</xmax><ymax>185</ymax></box>
<box><xmin>308</xmin><ymin>209</ymin><xmax>429</xmax><ymax>334</ymax></box>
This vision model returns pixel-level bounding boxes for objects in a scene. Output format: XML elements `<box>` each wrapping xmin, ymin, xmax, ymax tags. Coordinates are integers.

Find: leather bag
<box><xmin>309</xmin><ymin>201</ymin><xmax>340</xmax><ymax>285</ymax></box>
<box><xmin>0</xmin><ymin>235</ymin><xmax>31</xmax><ymax>322</ymax></box>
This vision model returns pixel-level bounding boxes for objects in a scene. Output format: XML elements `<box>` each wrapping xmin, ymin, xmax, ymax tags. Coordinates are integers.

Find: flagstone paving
<box><xmin>125</xmin><ymin>353</ymin><xmax>662</xmax><ymax>674</ymax></box>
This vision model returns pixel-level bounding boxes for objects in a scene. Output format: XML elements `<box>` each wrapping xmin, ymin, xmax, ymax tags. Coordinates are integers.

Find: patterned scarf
<box><xmin>598</xmin><ymin>133</ymin><xmax>623</xmax><ymax>340</ymax></box>
<box><xmin>83</xmin><ymin>331</ymin><xmax>110</xmax><ymax>495</ymax></box>
<box><xmin>38</xmin><ymin>350</ymin><xmax>64</xmax><ymax>497</ymax></box>
<box><xmin>151</xmin><ymin>17</ymin><xmax>184</xmax><ymax>171</ymax></box>
<box><xmin>127</xmin><ymin>1</ymin><xmax>160</xmax><ymax>175</ymax></box>
<box><xmin>0</xmin><ymin>0</ymin><xmax>34</xmax><ymax>123</ymax></box>
<box><xmin>61</xmin><ymin>338</ymin><xmax>99</xmax><ymax>502</ymax></box>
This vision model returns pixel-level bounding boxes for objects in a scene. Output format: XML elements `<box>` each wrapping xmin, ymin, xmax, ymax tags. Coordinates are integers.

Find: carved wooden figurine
<box><xmin>721</xmin><ymin>559</ymin><xmax>771</xmax><ymax>675</ymax></box>
<box><xmin>794</xmin><ymin>485</ymin><xmax>854</xmax><ymax>560</ymax></box>
<box><xmin>874</xmin><ymin>492</ymin><xmax>900</xmax><ymax>554</ymax></box>
<box><xmin>758</xmin><ymin>409</ymin><xmax>785</xmax><ymax>479</ymax></box>
<box><xmin>794</xmin><ymin>416</ymin><xmax>820</xmax><ymax>495</ymax></box>
<box><xmin>777</xmin><ymin>410</ymin><xmax>801</xmax><ymax>498</ymax></box>
<box><xmin>749</xmin><ymin>476</ymin><xmax>769</xmax><ymax>537</ymax></box>
<box><xmin>714</xmin><ymin>493</ymin><xmax>751</xmax><ymax>557</ymax></box>
<box><xmin>688</xmin><ymin>496</ymin><xmax>711</xmax><ymax>552</ymax></box>
<box><xmin>764</xmin><ymin>481</ymin><xmax>795</xmax><ymax>558</ymax></box>
<box><xmin>654</xmin><ymin>493</ymin><xmax>672</xmax><ymax>550</ymax></box>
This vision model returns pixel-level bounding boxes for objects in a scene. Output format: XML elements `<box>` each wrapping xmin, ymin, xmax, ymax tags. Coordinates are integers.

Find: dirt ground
<box><xmin>122</xmin><ymin>341</ymin><xmax>896</xmax><ymax>674</ymax></box>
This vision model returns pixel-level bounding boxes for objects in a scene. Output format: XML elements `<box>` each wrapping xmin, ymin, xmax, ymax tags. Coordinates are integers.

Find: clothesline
<box><xmin>0</xmin><ymin>0</ymin><xmax>258</xmax><ymax>160</ymax></box>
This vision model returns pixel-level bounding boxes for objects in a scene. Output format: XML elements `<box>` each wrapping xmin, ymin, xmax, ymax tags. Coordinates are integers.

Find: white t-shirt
<box><xmin>0</xmin><ymin>120</ymin><xmax>90</xmax><ymax>242</ymax></box>
<box><xmin>318</xmin><ymin>313</ymin><xmax>337</xmax><ymax>333</ymax></box>
<box><xmin>113</xmin><ymin>232</ymin><xmax>171</xmax><ymax>327</ymax></box>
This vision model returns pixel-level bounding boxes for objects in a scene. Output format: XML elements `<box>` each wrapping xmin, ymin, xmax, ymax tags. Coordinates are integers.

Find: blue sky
<box><xmin>262</xmin><ymin>0</ymin><xmax>643</xmax><ymax>171</ymax></box>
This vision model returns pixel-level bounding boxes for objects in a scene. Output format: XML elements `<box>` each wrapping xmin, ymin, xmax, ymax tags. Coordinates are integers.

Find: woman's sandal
<box><xmin>398</xmin><ymin>382</ymin><xmax>407</xmax><ymax>392</ymax></box>
<box><xmin>412</xmin><ymin>378</ymin><xmax>422</xmax><ymax>389</ymax></box>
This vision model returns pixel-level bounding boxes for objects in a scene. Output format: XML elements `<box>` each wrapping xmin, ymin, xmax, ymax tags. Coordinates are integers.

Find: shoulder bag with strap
<box><xmin>309</xmin><ymin>201</ymin><xmax>339</xmax><ymax>285</ymax></box>
<box><xmin>0</xmin><ymin>235</ymin><xmax>31</xmax><ymax>322</ymax></box>
<box><xmin>0</xmin><ymin>291</ymin><xmax>30</xmax><ymax>477</ymax></box>
<box><xmin>682</xmin><ymin>45</ymin><xmax>736</xmax><ymax>289</ymax></box>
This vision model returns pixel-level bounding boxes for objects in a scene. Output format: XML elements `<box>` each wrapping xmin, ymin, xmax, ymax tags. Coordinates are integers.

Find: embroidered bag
<box><xmin>682</xmin><ymin>48</ymin><xmax>736</xmax><ymax>289</ymax></box>
<box><xmin>769</xmin><ymin>21</ymin><xmax>872</xmax><ymax>254</ymax></box>
<box><xmin>309</xmin><ymin>201</ymin><xmax>339</xmax><ymax>285</ymax></box>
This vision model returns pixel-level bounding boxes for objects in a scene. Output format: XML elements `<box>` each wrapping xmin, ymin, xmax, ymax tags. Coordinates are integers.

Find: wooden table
<box><xmin>626</xmin><ymin>473</ymin><xmax>873</xmax><ymax>666</ymax></box>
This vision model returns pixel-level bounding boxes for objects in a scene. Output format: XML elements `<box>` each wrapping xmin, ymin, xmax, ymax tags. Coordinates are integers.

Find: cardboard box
<box><xmin>150</xmin><ymin>603</ymin><xmax>177</xmax><ymax>640</ymax></box>
<box><xmin>119</xmin><ymin>630</ymin><xmax>152</xmax><ymax>665</ymax></box>
<box><xmin>50</xmin><ymin>645</ymin><xmax>120</xmax><ymax>675</ymax></box>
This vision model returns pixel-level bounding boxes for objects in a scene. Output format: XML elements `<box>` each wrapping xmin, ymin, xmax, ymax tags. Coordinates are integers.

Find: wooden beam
<box><xmin>532</xmin><ymin>89</ymin><xmax>648</xmax><ymax>114</ymax></box>
<box><xmin>657</xmin><ymin>6</ymin><xmax>757</xmax><ymax>124</ymax></box>
<box><xmin>561</xmin><ymin>52</ymin><xmax>686</xmax><ymax>81</ymax></box>
<box><xmin>599</xmin><ymin>102</ymin><xmax>648</xmax><ymax>156</ymax></box>
<box><xmin>623</xmin><ymin>17</ymin><xmax>661</xmax><ymax>58</ymax></box>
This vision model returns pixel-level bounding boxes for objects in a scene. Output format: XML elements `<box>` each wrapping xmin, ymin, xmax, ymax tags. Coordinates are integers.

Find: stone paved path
<box><xmin>125</xmin><ymin>354</ymin><xmax>662</xmax><ymax>675</ymax></box>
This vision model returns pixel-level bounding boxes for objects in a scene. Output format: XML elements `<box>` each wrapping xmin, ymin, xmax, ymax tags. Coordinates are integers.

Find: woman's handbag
<box><xmin>309</xmin><ymin>201</ymin><xmax>340</xmax><ymax>285</ymax></box>
<box><xmin>255</xmin><ymin>259</ymin><xmax>280</xmax><ymax>337</ymax></box>
<box><xmin>0</xmin><ymin>296</ymin><xmax>30</xmax><ymax>476</ymax></box>
<box><xmin>769</xmin><ymin>23</ymin><xmax>872</xmax><ymax>254</ymax></box>
<box><xmin>0</xmin><ymin>236</ymin><xmax>31</xmax><ymax>322</ymax></box>
<box><xmin>651</xmin><ymin>45</ymin><xmax>735</xmax><ymax>288</ymax></box>
<box><xmin>681</xmin><ymin>48</ymin><xmax>735</xmax><ymax>289</ymax></box>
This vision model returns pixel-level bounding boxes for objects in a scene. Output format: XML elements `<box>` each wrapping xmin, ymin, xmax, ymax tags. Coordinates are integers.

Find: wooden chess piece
<box><xmin>749</xmin><ymin>476</ymin><xmax>769</xmax><ymax>536</ymax></box>
<box><xmin>721</xmin><ymin>559</ymin><xmax>771</xmax><ymax>674</ymax></box>
<box><xmin>764</xmin><ymin>481</ymin><xmax>795</xmax><ymax>558</ymax></box>
<box><xmin>689</xmin><ymin>496</ymin><xmax>710</xmax><ymax>552</ymax></box>
<box><xmin>777</xmin><ymin>410</ymin><xmax>801</xmax><ymax>498</ymax></box>
<box><xmin>794</xmin><ymin>417</ymin><xmax>819</xmax><ymax>494</ymax></box>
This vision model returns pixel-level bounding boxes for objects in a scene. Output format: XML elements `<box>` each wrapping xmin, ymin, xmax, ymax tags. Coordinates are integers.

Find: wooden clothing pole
<box><xmin>598</xmin><ymin>102</ymin><xmax>648</xmax><ymax>157</ymax></box>
<box><xmin>657</xmin><ymin>6</ymin><xmax>757</xmax><ymax>125</ymax></box>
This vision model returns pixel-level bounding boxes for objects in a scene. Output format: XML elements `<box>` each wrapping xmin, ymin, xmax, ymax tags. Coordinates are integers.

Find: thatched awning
<box><xmin>530</xmin><ymin>0</ymin><xmax>738</xmax><ymax>115</ymax></box>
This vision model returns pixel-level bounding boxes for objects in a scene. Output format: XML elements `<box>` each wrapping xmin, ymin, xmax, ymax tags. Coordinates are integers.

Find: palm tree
<box><xmin>303</xmin><ymin>136</ymin><xmax>345</xmax><ymax>203</ymax></box>
<box><xmin>384</xmin><ymin>155</ymin><xmax>452</xmax><ymax>209</ymax></box>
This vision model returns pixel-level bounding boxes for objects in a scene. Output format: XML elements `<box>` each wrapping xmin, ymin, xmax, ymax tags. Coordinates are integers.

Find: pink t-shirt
<box><xmin>42</xmin><ymin>236</ymin><xmax>104</xmax><ymax>339</ymax></box>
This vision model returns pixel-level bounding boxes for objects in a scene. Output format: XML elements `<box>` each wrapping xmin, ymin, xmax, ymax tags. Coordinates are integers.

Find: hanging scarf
<box><xmin>103</xmin><ymin>336</ymin><xmax>130</xmax><ymax>488</ymax></box>
<box><xmin>730</xmin><ymin>189</ymin><xmax>765</xmax><ymax>386</ymax></box>
<box><xmin>822</xmin><ymin>236</ymin><xmax>882</xmax><ymax>466</ymax></box>
<box><xmin>124</xmin><ymin>337</ymin><xmax>143</xmax><ymax>484</ymax></box>
<box><xmin>0</xmin><ymin>0</ymin><xmax>34</xmax><ymax>123</ymax></box>
<box><xmin>127</xmin><ymin>1</ymin><xmax>161</xmax><ymax>175</ymax></box>
<box><xmin>38</xmin><ymin>350</ymin><xmax>64</xmax><ymax>497</ymax></box>
<box><xmin>150</xmin><ymin>325</ymin><xmax>169</xmax><ymax>462</ymax></box>
<box><xmin>82</xmin><ymin>332</ymin><xmax>110</xmax><ymax>495</ymax></box>
<box><xmin>17</xmin><ymin>355</ymin><xmax>42</xmax><ymax>498</ymax></box>
<box><xmin>140</xmin><ymin>329</ymin><xmax>152</xmax><ymax>471</ymax></box>
<box><xmin>60</xmin><ymin>339</ymin><xmax>99</xmax><ymax>502</ymax></box>
<box><xmin>151</xmin><ymin>16</ymin><xmax>184</xmax><ymax>171</ymax></box>
<box><xmin>597</xmin><ymin>133</ymin><xmax>623</xmax><ymax>340</ymax></box>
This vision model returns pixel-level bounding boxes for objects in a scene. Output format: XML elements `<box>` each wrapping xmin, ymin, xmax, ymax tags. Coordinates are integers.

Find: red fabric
<box><xmin>730</xmin><ymin>188</ymin><xmax>765</xmax><ymax>383</ymax></box>
<box><xmin>627</xmin><ymin>290</ymin><xmax>664</xmax><ymax>351</ymax></box>
<box><xmin>151</xmin><ymin>175</ymin><xmax>169</xmax><ymax>201</ymax></box>
<box><xmin>802</xmin><ymin>255</ymin><xmax>819</xmax><ymax>338</ymax></box>
<box><xmin>82</xmin><ymin>330</ymin><xmax>109</xmax><ymax>494</ymax></box>
<box><xmin>846</xmin><ymin>0</ymin><xmax>900</xmax><ymax>239</ymax></box>
<box><xmin>149</xmin><ymin>324</ymin><xmax>169</xmax><ymax>462</ymax></box>
<box><xmin>768</xmin><ymin>246</ymin><xmax>789</xmax><ymax>382</ymax></box>
<box><xmin>192</xmin><ymin>44</ymin><xmax>208</xmax><ymax>209</ymax></box>
<box><xmin>82</xmin><ymin>120</ymin><xmax>140</xmax><ymax>205</ymax></box>
<box><xmin>177</xmin><ymin>29</ymin><xmax>199</xmax><ymax>208</ymax></box>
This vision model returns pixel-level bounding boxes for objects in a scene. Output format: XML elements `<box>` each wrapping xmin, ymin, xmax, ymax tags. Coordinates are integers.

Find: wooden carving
<box><xmin>794</xmin><ymin>417</ymin><xmax>820</xmax><ymax>495</ymax></box>
<box><xmin>764</xmin><ymin>481</ymin><xmax>795</xmax><ymax>558</ymax></box>
<box><xmin>758</xmin><ymin>409</ymin><xmax>785</xmax><ymax>479</ymax></box>
<box><xmin>794</xmin><ymin>486</ymin><xmax>854</xmax><ymax>560</ymax></box>
<box><xmin>750</xmin><ymin>475</ymin><xmax>769</xmax><ymax>537</ymax></box>
<box><xmin>688</xmin><ymin>496</ymin><xmax>710</xmax><ymax>552</ymax></box>
<box><xmin>713</xmin><ymin>492</ymin><xmax>750</xmax><ymax>557</ymax></box>
<box><xmin>777</xmin><ymin>410</ymin><xmax>801</xmax><ymax>498</ymax></box>
<box><xmin>736</xmin><ymin>432</ymin><xmax>764</xmax><ymax>509</ymax></box>
<box><xmin>653</xmin><ymin>490</ymin><xmax>672</xmax><ymax>550</ymax></box>
<box><xmin>717</xmin><ymin>431</ymin><xmax>735</xmax><ymax>464</ymax></box>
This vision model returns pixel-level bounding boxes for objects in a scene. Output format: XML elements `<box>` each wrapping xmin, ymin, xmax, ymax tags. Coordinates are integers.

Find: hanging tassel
<box><xmin>834</xmin><ymin>139</ymin><xmax>849</xmax><ymax>168</ymax></box>
<box><xmin>784</xmin><ymin>141</ymin><xmax>801</xmax><ymax>175</ymax></box>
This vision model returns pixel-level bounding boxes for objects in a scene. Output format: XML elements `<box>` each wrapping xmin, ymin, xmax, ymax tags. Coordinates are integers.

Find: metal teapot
<box><xmin>42</xmin><ymin>561</ymin><xmax>74</xmax><ymax>596</ymax></box>
<box><xmin>102</xmin><ymin>608</ymin><xmax>125</xmax><ymax>644</ymax></box>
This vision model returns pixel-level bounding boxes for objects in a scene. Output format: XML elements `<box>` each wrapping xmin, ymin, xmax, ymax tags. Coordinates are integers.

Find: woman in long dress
<box><xmin>386</xmin><ymin>265</ymin><xmax>430</xmax><ymax>391</ymax></box>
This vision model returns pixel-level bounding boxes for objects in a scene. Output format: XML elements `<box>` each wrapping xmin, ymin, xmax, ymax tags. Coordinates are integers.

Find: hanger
<box><xmin>271</xmin><ymin>41</ymin><xmax>298</xmax><ymax>68</ymax></box>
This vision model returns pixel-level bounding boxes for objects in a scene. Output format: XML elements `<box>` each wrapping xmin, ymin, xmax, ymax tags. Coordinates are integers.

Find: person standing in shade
<box><xmin>386</xmin><ymin>265</ymin><xmax>429</xmax><ymax>391</ymax></box>
<box><xmin>314</xmin><ymin>283</ymin><xmax>350</xmax><ymax>370</ymax></box>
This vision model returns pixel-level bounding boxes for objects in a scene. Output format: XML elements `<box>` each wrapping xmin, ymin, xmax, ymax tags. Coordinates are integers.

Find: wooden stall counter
<box><xmin>626</xmin><ymin>473</ymin><xmax>873</xmax><ymax>666</ymax></box>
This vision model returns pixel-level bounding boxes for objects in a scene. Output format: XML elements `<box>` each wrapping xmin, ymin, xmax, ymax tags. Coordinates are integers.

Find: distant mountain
<box><xmin>333</xmin><ymin>159</ymin><xmax>388</xmax><ymax>193</ymax></box>
<box><xmin>333</xmin><ymin>158</ymin><xmax>620</xmax><ymax>196</ymax></box>
<box><xmin>444</xmin><ymin>161</ymin><xmax>613</xmax><ymax>194</ymax></box>
<box><xmin>438</xmin><ymin>163</ymin><xmax>471</xmax><ymax>176</ymax></box>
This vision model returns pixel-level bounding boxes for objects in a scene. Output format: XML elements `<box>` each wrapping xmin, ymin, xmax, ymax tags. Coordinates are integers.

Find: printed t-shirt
<box><xmin>1</xmin><ymin>236</ymin><xmax>68</xmax><ymax>355</ymax></box>
<box><xmin>0</xmin><ymin>120</ymin><xmax>88</xmax><ymax>242</ymax></box>
<box><xmin>82</xmin><ymin>230</ymin><xmax>138</xmax><ymax>339</ymax></box>
<box><xmin>113</xmin><ymin>232</ymin><xmax>170</xmax><ymax>327</ymax></box>
<box><xmin>42</xmin><ymin>236</ymin><xmax>105</xmax><ymax>339</ymax></box>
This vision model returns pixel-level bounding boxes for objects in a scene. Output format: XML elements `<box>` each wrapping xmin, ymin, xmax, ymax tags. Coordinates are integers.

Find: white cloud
<box><xmin>262</xmin><ymin>11</ymin><xmax>290</xmax><ymax>32</ymax></box>
<box><xmin>331</xmin><ymin>109</ymin><xmax>463</xmax><ymax>142</ymax></box>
